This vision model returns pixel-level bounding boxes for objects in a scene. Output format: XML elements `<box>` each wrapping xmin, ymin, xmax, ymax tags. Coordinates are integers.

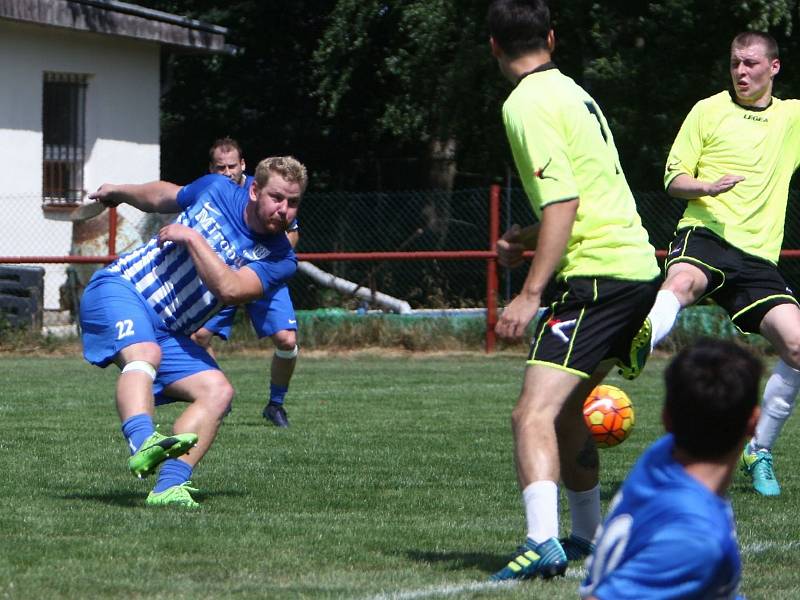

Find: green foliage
<box><xmin>130</xmin><ymin>1</ymin><xmax>800</xmax><ymax>192</ymax></box>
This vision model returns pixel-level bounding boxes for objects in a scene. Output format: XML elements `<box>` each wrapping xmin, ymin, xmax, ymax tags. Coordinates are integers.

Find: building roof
<box><xmin>0</xmin><ymin>0</ymin><xmax>232</xmax><ymax>54</ymax></box>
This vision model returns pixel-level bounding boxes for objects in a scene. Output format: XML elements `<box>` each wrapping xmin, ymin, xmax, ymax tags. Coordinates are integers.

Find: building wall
<box><xmin>0</xmin><ymin>20</ymin><xmax>160</xmax><ymax>308</ymax></box>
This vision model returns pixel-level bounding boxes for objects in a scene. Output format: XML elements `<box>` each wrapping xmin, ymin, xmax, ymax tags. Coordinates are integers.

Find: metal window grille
<box><xmin>42</xmin><ymin>72</ymin><xmax>88</xmax><ymax>204</ymax></box>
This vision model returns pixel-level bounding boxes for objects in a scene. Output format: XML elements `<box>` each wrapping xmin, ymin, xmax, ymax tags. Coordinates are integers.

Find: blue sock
<box><xmin>121</xmin><ymin>413</ymin><xmax>155</xmax><ymax>455</ymax></box>
<box><xmin>269</xmin><ymin>383</ymin><xmax>288</xmax><ymax>406</ymax></box>
<box><xmin>153</xmin><ymin>459</ymin><xmax>193</xmax><ymax>493</ymax></box>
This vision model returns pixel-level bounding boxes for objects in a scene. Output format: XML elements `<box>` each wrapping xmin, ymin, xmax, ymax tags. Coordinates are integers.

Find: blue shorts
<box><xmin>79</xmin><ymin>272</ymin><xmax>220</xmax><ymax>398</ymax></box>
<box><xmin>202</xmin><ymin>284</ymin><xmax>296</xmax><ymax>340</ymax></box>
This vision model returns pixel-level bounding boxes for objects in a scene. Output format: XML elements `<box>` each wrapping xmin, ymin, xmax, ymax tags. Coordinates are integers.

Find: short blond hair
<box><xmin>254</xmin><ymin>156</ymin><xmax>308</xmax><ymax>192</ymax></box>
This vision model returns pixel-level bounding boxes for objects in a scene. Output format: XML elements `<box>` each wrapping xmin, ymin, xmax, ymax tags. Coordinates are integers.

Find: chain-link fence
<box><xmin>4</xmin><ymin>188</ymin><xmax>800</xmax><ymax>314</ymax></box>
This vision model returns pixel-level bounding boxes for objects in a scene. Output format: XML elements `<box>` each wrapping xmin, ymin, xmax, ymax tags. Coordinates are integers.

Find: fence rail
<box><xmin>5</xmin><ymin>185</ymin><xmax>800</xmax><ymax>352</ymax></box>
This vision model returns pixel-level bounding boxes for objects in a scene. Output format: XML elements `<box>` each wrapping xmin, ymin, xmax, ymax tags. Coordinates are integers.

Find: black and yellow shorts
<box><xmin>666</xmin><ymin>226</ymin><xmax>798</xmax><ymax>333</ymax></box>
<box><xmin>528</xmin><ymin>276</ymin><xmax>660</xmax><ymax>378</ymax></box>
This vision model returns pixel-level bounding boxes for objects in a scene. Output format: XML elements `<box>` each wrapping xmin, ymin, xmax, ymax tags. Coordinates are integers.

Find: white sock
<box><xmin>753</xmin><ymin>359</ymin><xmax>800</xmax><ymax>450</ymax></box>
<box><xmin>522</xmin><ymin>480</ymin><xmax>559</xmax><ymax>543</ymax></box>
<box><xmin>566</xmin><ymin>485</ymin><xmax>601</xmax><ymax>542</ymax></box>
<box><xmin>648</xmin><ymin>290</ymin><xmax>682</xmax><ymax>350</ymax></box>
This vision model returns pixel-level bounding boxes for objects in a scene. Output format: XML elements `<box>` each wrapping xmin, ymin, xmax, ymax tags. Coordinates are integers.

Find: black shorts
<box><xmin>528</xmin><ymin>276</ymin><xmax>660</xmax><ymax>378</ymax></box>
<box><xmin>666</xmin><ymin>227</ymin><xmax>798</xmax><ymax>333</ymax></box>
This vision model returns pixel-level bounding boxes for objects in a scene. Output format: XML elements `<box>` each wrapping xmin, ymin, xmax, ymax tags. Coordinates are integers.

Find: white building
<box><xmin>0</xmin><ymin>0</ymin><xmax>229</xmax><ymax>313</ymax></box>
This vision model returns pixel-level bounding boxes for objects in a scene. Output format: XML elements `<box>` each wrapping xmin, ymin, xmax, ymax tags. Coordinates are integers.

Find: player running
<box><xmin>194</xmin><ymin>137</ymin><xmax>301</xmax><ymax>428</ymax></box>
<box><xmin>621</xmin><ymin>31</ymin><xmax>800</xmax><ymax>497</ymax></box>
<box><xmin>486</xmin><ymin>0</ymin><xmax>659</xmax><ymax>581</ymax></box>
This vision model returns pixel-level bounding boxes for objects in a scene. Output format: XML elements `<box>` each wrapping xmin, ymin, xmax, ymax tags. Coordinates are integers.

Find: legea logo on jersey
<box><xmin>242</xmin><ymin>245</ymin><xmax>271</xmax><ymax>261</ymax></box>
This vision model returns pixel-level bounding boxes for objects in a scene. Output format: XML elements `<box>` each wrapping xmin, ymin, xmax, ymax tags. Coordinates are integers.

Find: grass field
<box><xmin>2</xmin><ymin>351</ymin><xmax>800</xmax><ymax>599</ymax></box>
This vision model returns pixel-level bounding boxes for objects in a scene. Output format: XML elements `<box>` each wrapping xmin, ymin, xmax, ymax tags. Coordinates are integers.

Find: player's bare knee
<box><xmin>272</xmin><ymin>329</ymin><xmax>296</xmax><ymax>351</ymax></box>
<box><xmin>192</xmin><ymin>375</ymin><xmax>235</xmax><ymax>418</ymax></box>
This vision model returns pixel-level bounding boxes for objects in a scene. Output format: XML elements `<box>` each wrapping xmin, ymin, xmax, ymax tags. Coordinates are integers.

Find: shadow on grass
<box><xmin>405</xmin><ymin>549</ymin><xmax>501</xmax><ymax>574</ymax></box>
<box><xmin>58</xmin><ymin>490</ymin><xmax>144</xmax><ymax>507</ymax></box>
<box><xmin>57</xmin><ymin>488</ymin><xmax>246</xmax><ymax>507</ymax></box>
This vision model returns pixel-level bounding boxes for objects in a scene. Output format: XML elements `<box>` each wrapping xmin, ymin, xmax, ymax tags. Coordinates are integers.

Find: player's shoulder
<box><xmin>504</xmin><ymin>69</ymin><xmax>581</xmax><ymax>122</ymax></box>
<box><xmin>690</xmin><ymin>90</ymin><xmax>731</xmax><ymax>112</ymax></box>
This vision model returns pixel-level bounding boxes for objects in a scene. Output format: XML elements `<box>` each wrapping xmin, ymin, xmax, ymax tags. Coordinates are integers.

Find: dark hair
<box><xmin>664</xmin><ymin>338</ymin><xmax>762</xmax><ymax>459</ymax></box>
<box><xmin>487</xmin><ymin>0</ymin><xmax>551</xmax><ymax>59</ymax></box>
<box><xmin>732</xmin><ymin>31</ymin><xmax>779</xmax><ymax>61</ymax></box>
<box><xmin>209</xmin><ymin>136</ymin><xmax>243</xmax><ymax>162</ymax></box>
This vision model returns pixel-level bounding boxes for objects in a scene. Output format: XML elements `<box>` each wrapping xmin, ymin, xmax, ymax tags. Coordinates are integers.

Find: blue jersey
<box><xmin>204</xmin><ymin>173</ymin><xmax>298</xmax><ymax>338</ymax></box>
<box><xmin>580</xmin><ymin>435</ymin><xmax>742</xmax><ymax>600</ymax></box>
<box><xmin>101</xmin><ymin>174</ymin><xmax>296</xmax><ymax>335</ymax></box>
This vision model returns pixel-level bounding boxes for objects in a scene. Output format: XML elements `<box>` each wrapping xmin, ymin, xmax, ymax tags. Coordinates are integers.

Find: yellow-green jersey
<box><xmin>665</xmin><ymin>90</ymin><xmax>800</xmax><ymax>264</ymax></box>
<box><xmin>503</xmin><ymin>64</ymin><xmax>658</xmax><ymax>281</ymax></box>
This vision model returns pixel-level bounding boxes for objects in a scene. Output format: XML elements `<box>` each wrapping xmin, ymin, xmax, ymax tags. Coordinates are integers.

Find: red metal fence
<box><xmin>5</xmin><ymin>185</ymin><xmax>800</xmax><ymax>353</ymax></box>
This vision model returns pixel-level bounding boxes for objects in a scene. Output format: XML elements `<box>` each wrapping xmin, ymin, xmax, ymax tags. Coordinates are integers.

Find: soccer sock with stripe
<box><xmin>522</xmin><ymin>480</ymin><xmax>559</xmax><ymax>544</ymax></box>
<box><xmin>121</xmin><ymin>413</ymin><xmax>155</xmax><ymax>455</ymax></box>
<box><xmin>153</xmin><ymin>458</ymin><xmax>193</xmax><ymax>493</ymax></box>
<box><xmin>269</xmin><ymin>383</ymin><xmax>288</xmax><ymax>406</ymax></box>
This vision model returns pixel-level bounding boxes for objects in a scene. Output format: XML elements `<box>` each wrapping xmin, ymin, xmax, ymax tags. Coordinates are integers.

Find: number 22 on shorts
<box><xmin>115</xmin><ymin>319</ymin><xmax>135</xmax><ymax>340</ymax></box>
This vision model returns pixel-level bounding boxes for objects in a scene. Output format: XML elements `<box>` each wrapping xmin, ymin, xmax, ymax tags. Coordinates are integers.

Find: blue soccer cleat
<box><xmin>489</xmin><ymin>537</ymin><xmax>567</xmax><ymax>581</ymax></box>
<box><xmin>740</xmin><ymin>442</ymin><xmax>781</xmax><ymax>496</ymax></box>
<box><xmin>559</xmin><ymin>534</ymin><xmax>595</xmax><ymax>561</ymax></box>
<box><xmin>263</xmin><ymin>403</ymin><xmax>289</xmax><ymax>428</ymax></box>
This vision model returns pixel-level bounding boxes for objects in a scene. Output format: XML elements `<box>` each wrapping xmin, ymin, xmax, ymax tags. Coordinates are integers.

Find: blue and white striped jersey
<box><xmin>102</xmin><ymin>174</ymin><xmax>296</xmax><ymax>335</ymax></box>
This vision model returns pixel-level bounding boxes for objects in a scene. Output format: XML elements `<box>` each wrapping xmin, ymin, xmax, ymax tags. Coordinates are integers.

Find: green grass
<box><xmin>2</xmin><ymin>352</ymin><xmax>800</xmax><ymax>599</ymax></box>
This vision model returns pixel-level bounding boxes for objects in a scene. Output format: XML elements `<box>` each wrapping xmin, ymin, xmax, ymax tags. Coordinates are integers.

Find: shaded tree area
<box><xmin>136</xmin><ymin>0</ymin><xmax>800</xmax><ymax>192</ymax></box>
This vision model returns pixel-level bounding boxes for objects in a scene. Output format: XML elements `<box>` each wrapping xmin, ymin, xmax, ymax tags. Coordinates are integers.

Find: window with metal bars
<box><xmin>42</xmin><ymin>72</ymin><xmax>88</xmax><ymax>204</ymax></box>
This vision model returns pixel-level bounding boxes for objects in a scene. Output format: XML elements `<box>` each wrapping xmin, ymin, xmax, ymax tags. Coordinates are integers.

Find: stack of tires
<box><xmin>0</xmin><ymin>265</ymin><xmax>44</xmax><ymax>332</ymax></box>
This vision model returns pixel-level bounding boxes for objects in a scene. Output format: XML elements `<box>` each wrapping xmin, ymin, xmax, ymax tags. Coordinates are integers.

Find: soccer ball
<box><xmin>582</xmin><ymin>384</ymin><xmax>635</xmax><ymax>448</ymax></box>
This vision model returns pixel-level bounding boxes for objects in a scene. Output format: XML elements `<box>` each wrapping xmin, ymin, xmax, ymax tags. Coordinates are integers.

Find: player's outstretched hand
<box><xmin>497</xmin><ymin>224</ymin><xmax>526</xmax><ymax>268</ymax></box>
<box><xmin>88</xmin><ymin>184</ymin><xmax>124</xmax><ymax>207</ymax></box>
<box><xmin>495</xmin><ymin>292</ymin><xmax>541</xmax><ymax>340</ymax></box>
<box><xmin>706</xmin><ymin>174</ymin><xmax>745</xmax><ymax>197</ymax></box>
<box><xmin>158</xmin><ymin>223</ymin><xmax>198</xmax><ymax>247</ymax></box>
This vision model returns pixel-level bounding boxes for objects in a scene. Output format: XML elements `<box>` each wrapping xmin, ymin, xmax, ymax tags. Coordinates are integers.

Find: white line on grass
<box><xmin>362</xmin><ymin>570</ymin><xmax>588</xmax><ymax>600</ymax></box>
<box><xmin>361</xmin><ymin>581</ymin><xmax>513</xmax><ymax>600</ymax></box>
<box><xmin>360</xmin><ymin>542</ymin><xmax>795</xmax><ymax>600</ymax></box>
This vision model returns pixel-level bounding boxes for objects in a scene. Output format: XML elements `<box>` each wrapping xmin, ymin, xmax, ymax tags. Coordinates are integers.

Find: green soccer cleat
<box><xmin>559</xmin><ymin>534</ymin><xmax>595</xmax><ymax>561</ymax></box>
<box><xmin>618</xmin><ymin>318</ymin><xmax>652</xmax><ymax>380</ymax></box>
<box><xmin>145</xmin><ymin>481</ymin><xmax>200</xmax><ymax>509</ymax></box>
<box><xmin>128</xmin><ymin>431</ymin><xmax>198</xmax><ymax>479</ymax></box>
<box><xmin>489</xmin><ymin>537</ymin><xmax>567</xmax><ymax>581</ymax></box>
<box><xmin>740</xmin><ymin>443</ymin><xmax>781</xmax><ymax>496</ymax></box>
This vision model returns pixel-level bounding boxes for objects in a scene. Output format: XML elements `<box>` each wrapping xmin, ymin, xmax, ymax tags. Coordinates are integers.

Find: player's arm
<box><xmin>158</xmin><ymin>223</ymin><xmax>263</xmax><ymax>305</ymax></box>
<box><xmin>287</xmin><ymin>230</ymin><xmax>300</xmax><ymax>248</ymax></box>
<box><xmin>495</xmin><ymin>199</ymin><xmax>577</xmax><ymax>339</ymax></box>
<box><xmin>497</xmin><ymin>223</ymin><xmax>540</xmax><ymax>268</ymax></box>
<box><xmin>667</xmin><ymin>173</ymin><xmax>745</xmax><ymax>199</ymax></box>
<box><xmin>88</xmin><ymin>181</ymin><xmax>182</xmax><ymax>213</ymax></box>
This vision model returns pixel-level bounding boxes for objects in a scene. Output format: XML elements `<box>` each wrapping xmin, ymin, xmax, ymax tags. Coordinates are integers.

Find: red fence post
<box><xmin>108</xmin><ymin>207</ymin><xmax>117</xmax><ymax>255</ymax></box>
<box><xmin>486</xmin><ymin>184</ymin><xmax>501</xmax><ymax>353</ymax></box>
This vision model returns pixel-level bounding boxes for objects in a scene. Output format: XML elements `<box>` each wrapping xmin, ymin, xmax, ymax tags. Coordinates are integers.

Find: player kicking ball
<box><xmin>80</xmin><ymin>156</ymin><xmax>307</xmax><ymax>507</ymax></box>
<box><xmin>620</xmin><ymin>31</ymin><xmax>800</xmax><ymax>498</ymax></box>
